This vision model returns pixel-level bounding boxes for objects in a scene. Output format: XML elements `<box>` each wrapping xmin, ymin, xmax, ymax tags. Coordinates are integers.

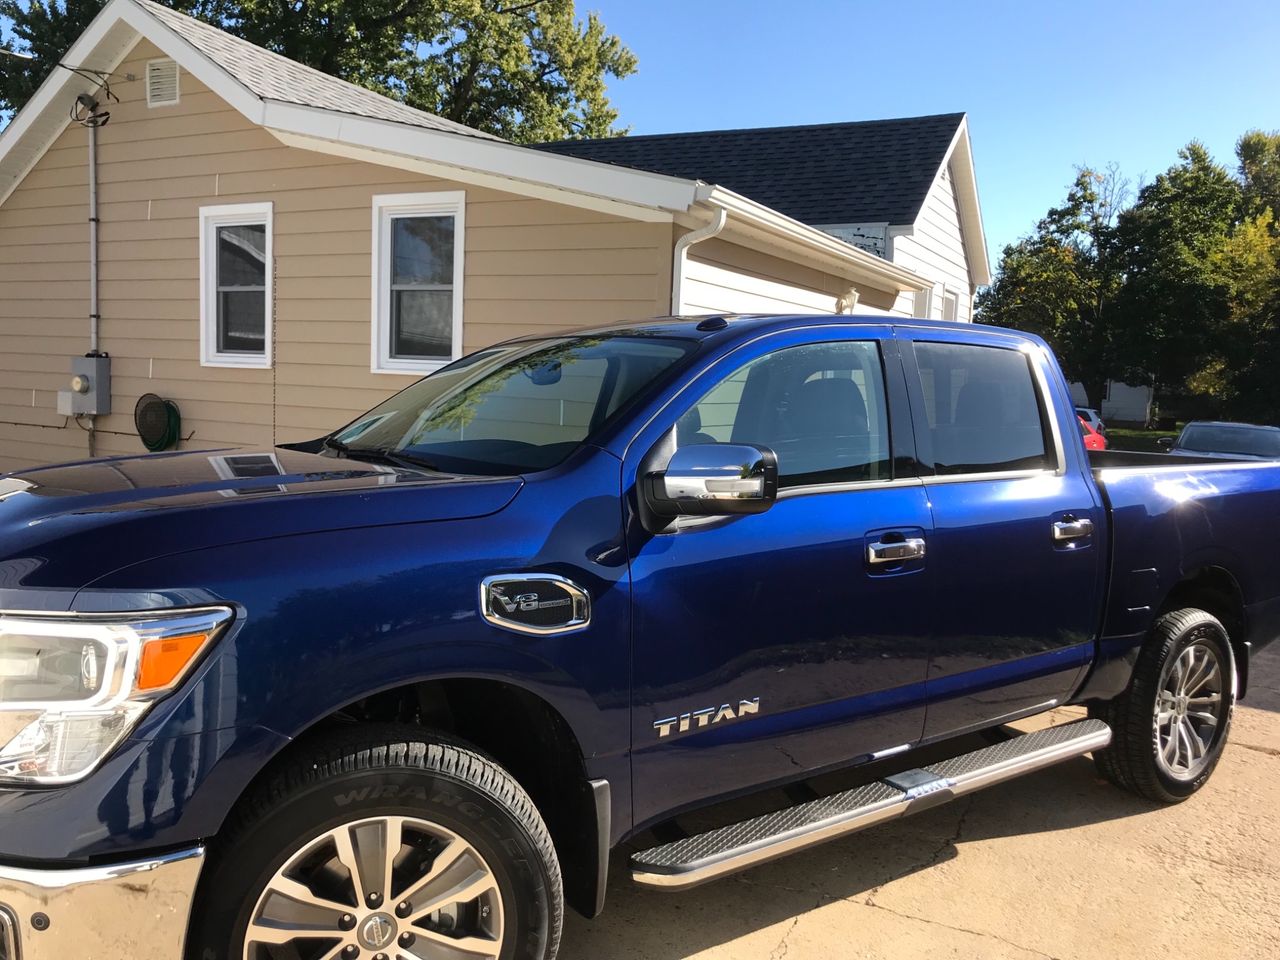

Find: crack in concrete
<box><xmin>861</xmin><ymin>899</ymin><xmax>1066</xmax><ymax>960</ymax></box>
<box><xmin>767</xmin><ymin>914</ymin><xmax>803</xmax><ymax>960</ymax></box>
<box><xmin>863</xmin><ymin>795</ymin><xmax>976</xmax><ymax>905</ymax></box>
<box><xmin>1235</xmin><ymin>741</ymin><xmax>1280</xmax><ymax>757</ymax></box>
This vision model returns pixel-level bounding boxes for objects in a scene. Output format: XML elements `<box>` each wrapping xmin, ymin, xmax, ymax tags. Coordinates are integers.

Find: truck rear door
<box><xmin>899</xmin><ymin>328</ymin><xmax>1105</xmax><ymax>740</ymax></box>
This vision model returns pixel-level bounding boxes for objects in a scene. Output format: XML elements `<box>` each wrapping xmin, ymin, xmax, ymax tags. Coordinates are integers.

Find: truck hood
<box><xmin>0</xmin><ymin>447</ymin><xmax>523</xmax><ymax>595</ymax></box>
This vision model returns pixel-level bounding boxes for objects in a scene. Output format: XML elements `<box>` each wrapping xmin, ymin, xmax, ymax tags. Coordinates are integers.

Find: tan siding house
<box><xmin>0</xmin><ymin>0</ymin><xmax>985</xmax><ymax>472</ymax></box>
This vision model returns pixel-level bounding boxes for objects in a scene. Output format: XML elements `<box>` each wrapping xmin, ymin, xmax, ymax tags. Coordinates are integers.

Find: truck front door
<box><xmin>625</xmin><ymin>326</ymin><xmax>935</xmax><ymax>829</ymax></box>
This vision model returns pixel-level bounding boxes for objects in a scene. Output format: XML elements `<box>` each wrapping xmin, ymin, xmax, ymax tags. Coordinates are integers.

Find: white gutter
<box><xmin>694</xmin><ymin>185</ymin><xmax>929</xmax><ymax>294</ymax></box>
<box><xmin>671</xmin><ymin>208</ymin><xmax>727</xmax><ymax>314</ymax></box>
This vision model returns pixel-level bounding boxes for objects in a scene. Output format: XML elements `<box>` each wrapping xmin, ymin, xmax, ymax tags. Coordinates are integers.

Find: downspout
<box><xmin>81</xmin><ymin>93</ymin><xmax>102</xmax><ymax>457</ymax></box>
<box><xmin>670</xmin><ymin>207</ymin><xmax>727</xmax><ymax>315</ymax></box>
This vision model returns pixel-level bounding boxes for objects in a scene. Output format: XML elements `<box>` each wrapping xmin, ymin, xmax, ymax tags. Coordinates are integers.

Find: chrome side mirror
<box><xmin>646</xmin><ymin>443</ymin><xmax>778</xmax><ymax>518</ymax></box>
<box><xmin>1157</xmin><ymin>436</ymin><xmax>1175</xmax><ymax>450</ymax></box>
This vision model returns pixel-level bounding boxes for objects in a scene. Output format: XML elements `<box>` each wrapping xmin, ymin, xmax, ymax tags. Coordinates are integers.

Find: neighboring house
<box><xmin>1069</xmin><ymin>380</ymin><xmax>1154</xmax><ymax>425</ymax></box>
<box><xmin>0</xmin><ymin>0</ymin><xmax>989</xmax><ymax>471</ymax></box>
<box><xmin>537</xmin><ymin>114</ymin><xmax>990</xmax><ymax>322</ymax></box>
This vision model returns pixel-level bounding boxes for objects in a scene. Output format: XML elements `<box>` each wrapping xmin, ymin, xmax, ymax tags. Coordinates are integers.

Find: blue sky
<box><xmin>587</xmin><ymin>0</ymin><xmax>1280</xmax><ymax>265</ymax></box>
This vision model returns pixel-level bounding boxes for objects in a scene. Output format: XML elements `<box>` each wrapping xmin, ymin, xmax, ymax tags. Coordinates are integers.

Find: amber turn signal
<box><xmin>137</xmin><ymin>632</ymin><xmax>210</xmax><ymax>692</ymax></box>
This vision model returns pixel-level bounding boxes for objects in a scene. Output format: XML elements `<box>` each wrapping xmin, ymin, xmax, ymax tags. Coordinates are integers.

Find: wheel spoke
<box><xmin>409</xmin><ymin>871</ymin><xmax>499</xmax><ymax>921</ymax></box>
<box><xmin>246</xmin><ymin>919</ymin><xmax>343</xmax><ymax>947</ymax></box>
<box><xmin>1185</xmin><ymin>720</ymin><xmax>1206</xmax><ymax>761</ymax></box>
<box><xmin>395</xmin><ymin>838</ymin><xmax>469</xmax><ymax>910</ymax></box>
<box><xmin>1187</xmin><ymin>710</ymin><xmax>1219</xmax><ymax>726</ymax></box>
<box><xmin>1186</xmin><ymin>662</ymin><xmax>1219</xmax><ymax>697</ymax></box>
<box><xmin>407</xmin><ymin>926</ymin><xmax>503</xmax><ymax>958</ymax></box>
<box><xmin>263</xmin><ymin>875</ymin><xmax>352</xmax><ymax>915</ymax></box>
<box><xmin>349</xmin><ymin>818</ymin><xmax>394</xmax><ymax>904</ymax></box>
<box><xmin>332</xmin><ymin>826</ymin><xmax>368</xmax><ymax>907</ymax></box>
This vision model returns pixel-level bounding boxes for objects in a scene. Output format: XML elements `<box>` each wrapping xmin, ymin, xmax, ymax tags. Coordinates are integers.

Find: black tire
<box><xmin>188</xmin><ymin>725</ymin><xmax>563</xmax><ymax>960</ymax></box>
<box><xmin>1089</xmin><ymin>608</ymin><xmax>1235</xmax><ymax>803</ymax></box>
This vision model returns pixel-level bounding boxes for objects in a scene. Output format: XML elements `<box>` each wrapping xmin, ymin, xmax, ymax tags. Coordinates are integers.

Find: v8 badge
<box><xmin>480</xmin><ymin>574</ymin><xmax>591</xmax><ymax>636</ymax></box>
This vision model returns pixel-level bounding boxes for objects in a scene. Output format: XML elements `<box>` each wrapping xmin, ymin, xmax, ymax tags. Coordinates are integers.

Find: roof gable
<box><xmin>135</xmin><ymin>0</ymin><xmax>500</xmax><ymax>140</ymax></box>
<box><xmin>536</xmin><ymin>113</ymin><xmax>965</xmax><ymax>226</ymax></box>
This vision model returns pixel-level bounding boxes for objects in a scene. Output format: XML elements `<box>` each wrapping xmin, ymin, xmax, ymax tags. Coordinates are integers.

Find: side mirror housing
<box><xmin>646</xmin><ymin>443</ymin><xmax>778</xmax><ymax>518</ymax></box>
<box><xmin>1157</xmin><ymin>436</ymin><xmax>1175</xmax><ymax>450</ymax></box>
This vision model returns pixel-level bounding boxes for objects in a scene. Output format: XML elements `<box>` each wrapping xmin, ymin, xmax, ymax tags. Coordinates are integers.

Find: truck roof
<box><xmin>538</xmin><ymin>313</ymin><xmax>1011</xmax><ymax>343</ymax></box>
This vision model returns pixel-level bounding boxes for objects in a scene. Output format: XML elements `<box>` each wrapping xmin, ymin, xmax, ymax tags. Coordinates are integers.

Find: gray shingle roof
<box><xmin>535</xmin><ymin>113</ymin><xmax>965</xmax><ymax>226</ymax></box>
<box><xmin>136</xmin><ymin>0</ymin><xmax>503</xmax><ymax>141</ymax></box>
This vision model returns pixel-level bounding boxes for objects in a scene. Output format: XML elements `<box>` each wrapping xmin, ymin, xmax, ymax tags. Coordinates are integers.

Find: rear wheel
<box><xmin>1090</xmin><ymin>608</ymin><xmax>1235</xmax><ymax>802</ymax></box>
<box><xmin>187</xmin><ymin>727</ymin><xmax>563</xmax><ymax>960</ymax></box>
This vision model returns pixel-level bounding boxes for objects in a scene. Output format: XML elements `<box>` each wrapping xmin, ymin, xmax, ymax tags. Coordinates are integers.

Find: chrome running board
<box><xmin>631</xmin><ymin>719</ymin><xmax>1111</xmax><ymax>890</ymax></box>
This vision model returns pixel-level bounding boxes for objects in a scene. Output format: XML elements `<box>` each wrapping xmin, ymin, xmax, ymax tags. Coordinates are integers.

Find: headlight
<box><xmin>0</xmin><ymin>607</ymin><xmax>232</xmax><ymax>785</ymax></box>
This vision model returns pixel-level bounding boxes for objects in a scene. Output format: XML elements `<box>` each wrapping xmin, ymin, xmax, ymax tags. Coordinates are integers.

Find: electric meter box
<box><xmin>56</xmin><ymin>354</ymin><xmax>111</xmax><ymax>416</ymax></box>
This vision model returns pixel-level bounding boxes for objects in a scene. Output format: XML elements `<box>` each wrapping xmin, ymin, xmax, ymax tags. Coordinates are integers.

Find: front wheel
<box><xmin>1090</xmin><ymin>607</ymin><xmax>1235</xmax><ymax>803</ymax></box>
<box><xmin>187</xmin><ymin>727</ymin><xmax>563</xmax><ymax>960</ymax></box>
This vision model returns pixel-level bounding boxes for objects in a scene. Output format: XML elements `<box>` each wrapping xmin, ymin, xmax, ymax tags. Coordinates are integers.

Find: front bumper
<box><xmin>0</xmin><ymin>846</ymin><xmax>203</xmax><ymax>960</ymax></box>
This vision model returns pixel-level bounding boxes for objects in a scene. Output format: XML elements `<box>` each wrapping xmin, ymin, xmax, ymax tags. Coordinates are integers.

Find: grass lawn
<box><xmin>1105</xmin><ymin>425</ymin><xmax>1181</xmax><ymax>453</ymax></box>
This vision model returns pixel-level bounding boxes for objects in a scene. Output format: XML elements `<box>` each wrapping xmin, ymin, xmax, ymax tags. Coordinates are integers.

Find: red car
<box><xmin>1079</xmin><ymin>415</ymin><xmax>1107</xmax><ymax>450</ymax></box>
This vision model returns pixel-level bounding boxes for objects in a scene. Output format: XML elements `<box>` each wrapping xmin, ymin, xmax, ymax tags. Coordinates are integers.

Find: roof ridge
<box><xmin>541</xmin><ymin>112</ymin><xmax>966</xmax><ymax>148</ymax></box>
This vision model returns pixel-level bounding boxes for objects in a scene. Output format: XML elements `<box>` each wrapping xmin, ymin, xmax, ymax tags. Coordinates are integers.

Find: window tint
<box><xmin>913</xmin><ymin>341</ymin><xmax>1052</xmax><ymax>475</ymax></box>
<box><xmin>1178</xmin><ymin>424</ymin><xmax>1280</xmax><ymax>457</ymax></box>
<box><xmin>678</xmin><ymin>341</ymin><xmax>891</xmax><ymax>488</ymax></box>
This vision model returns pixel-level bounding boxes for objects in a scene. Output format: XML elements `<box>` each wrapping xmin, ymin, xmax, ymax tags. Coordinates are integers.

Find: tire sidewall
<box><xmin>1144</xmin><ymin>617</ymin><xmax>1235</xmax><ymax>799</ymax></box>
<box><xmin>190</xmin><ymin>764</ymin><xmax>555</xmax><ymax>960</ymax></box>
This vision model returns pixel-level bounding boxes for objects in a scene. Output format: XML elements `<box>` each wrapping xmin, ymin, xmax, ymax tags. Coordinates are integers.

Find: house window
<box><xmin>941</xmin><ymin>289</ymin><xmax>959</xmax><ymax>322</ymax></box>
<box><xmin>913</xmin><ymin>287</ymin><xmax>934</xmax><ymax>319</ymax></box>
<box><xmin>372</xmin><ymin>191</ymin><xmax>465</xmax><ymax>374</ymax></box>
<box><xmin>199</xmin><ymin>202</ymin><xmax>272</xmax><ymax>368</ymax></box>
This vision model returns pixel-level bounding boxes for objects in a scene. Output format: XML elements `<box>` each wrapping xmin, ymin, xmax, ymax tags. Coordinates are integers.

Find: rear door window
<box><xmin>911</xmin><ymin>341</ymin><xmax>1054</xmax><ymax>475</ymax></box>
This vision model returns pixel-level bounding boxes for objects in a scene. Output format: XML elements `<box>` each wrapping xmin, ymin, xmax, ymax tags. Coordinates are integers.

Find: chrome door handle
<box><xmin>1052</xmin><ymin>518</ymin><xmax>1094</xmax><ymax>541</ymax></box>
<box><xmin>867</xmin><ymin>538</ymin><xmax>926</xmax><ymax>564</ymax></box>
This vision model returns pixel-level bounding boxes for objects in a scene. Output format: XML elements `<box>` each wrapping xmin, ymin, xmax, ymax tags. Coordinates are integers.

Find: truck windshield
<box><xmin>330</xmin><ymin>334</ymin><xmax>696</xmax><ymax>475</ymax></box>
<box><xmin>1178</xmin><ymin>424</ymin><xmax>1280</xmax><ymax>458</ymax></box>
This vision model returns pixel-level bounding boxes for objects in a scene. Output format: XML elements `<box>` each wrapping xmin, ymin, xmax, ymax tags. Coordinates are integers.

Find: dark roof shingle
<box><xmin>535</xmin><ymin>113</ymin><xmax>964</xmax><ymax>225</ymax></box>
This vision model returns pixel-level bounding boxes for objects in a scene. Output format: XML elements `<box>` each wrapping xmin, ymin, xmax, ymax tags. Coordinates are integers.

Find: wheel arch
<box><xmin>1157</xmin><ymin>564</ymin><xmax>1250</xmax><ymax>696</ymax></box>
<box><xmin>208</xmin><ymin>675</ymin><xmax>611</xmax><ymax>920</ymax></box>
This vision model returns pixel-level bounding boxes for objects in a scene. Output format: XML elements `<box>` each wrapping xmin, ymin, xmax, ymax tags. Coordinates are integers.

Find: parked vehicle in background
<box><xmin>1160</xmin><ymin>421</ymin><xmax>1280</xmax><ymax>460</ymax></box>
<box><xmin>0</xmin><ymin>315</ymin><xmax>1275</xmax><ymax>960</ymax></box>
<box><xmin>1076</xmin><ymin>406</ymin><xmax>1106</xmax><ymax>435</ymax></box>
<box><xmin>1079</xmin><ymin>415</ymin><xmax>1108</xmax><ymax>450</ymax></box>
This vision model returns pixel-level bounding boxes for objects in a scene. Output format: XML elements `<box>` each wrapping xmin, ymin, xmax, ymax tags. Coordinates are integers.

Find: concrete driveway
<box><xmin>563</xmin><ymin>645</ymin><xmax>1280</xmax><ymax>959</ymax></box>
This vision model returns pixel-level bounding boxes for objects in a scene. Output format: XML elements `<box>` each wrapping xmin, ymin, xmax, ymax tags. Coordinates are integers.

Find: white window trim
<box><xmin>199</xmin><ymin>201</ymin><xmax>273</xmax><ymax>369</ymax></box>
<box><xmin>940</xmin><ymin>286</ymin><xmax>960</xmax><ymax>323</ymax></box>
<box><xmin>371</xmin><ymin>191</ymin><xmax>466</xmax><ymax>375</ymax></box>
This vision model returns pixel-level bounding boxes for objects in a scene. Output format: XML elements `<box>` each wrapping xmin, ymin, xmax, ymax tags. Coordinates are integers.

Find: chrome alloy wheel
<box><xmin>244</xmin><ymin>815</ymin><xmax>505</xmax><ymax>960</ymax></box>
<box><xmin>1154</xmin><ymin>642</ymin><xmax>1225</xmax><ymax>781</ymax></box>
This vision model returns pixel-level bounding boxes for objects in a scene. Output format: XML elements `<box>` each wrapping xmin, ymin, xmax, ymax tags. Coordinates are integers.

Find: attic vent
<box><xmin>146</xmin><ymin>59</ymin><xmax>180</xmax><ymax>107</ymax></box>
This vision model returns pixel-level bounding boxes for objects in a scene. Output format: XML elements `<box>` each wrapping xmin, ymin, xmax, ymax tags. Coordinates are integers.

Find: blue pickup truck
<box><xmin>0</xmin><ymin>315</ymin><xmax>1273</xmax><ymax>960</ymax></box>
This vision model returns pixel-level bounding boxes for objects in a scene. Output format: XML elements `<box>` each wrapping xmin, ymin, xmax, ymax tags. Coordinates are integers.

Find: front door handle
<box><xmin>867</xmin><ymin>537</ymin><xmax>926</xmax><ymax>564</ymax></box>
<box><xmin>1052</xmin><ymin>518</ymin><xmax>1094</xmax><ymax>541</ymax></box>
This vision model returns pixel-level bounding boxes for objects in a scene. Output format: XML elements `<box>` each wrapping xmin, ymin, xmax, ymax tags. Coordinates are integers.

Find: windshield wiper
<box><xmin>322</xmin><ymin>436</ymin><xmax>441</xmax><ymax>473</ymax></box>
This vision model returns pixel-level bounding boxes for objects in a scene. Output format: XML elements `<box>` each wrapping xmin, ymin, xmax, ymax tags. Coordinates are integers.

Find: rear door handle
<box><xmin>1052</xmin><ymin>518</ymin><xmax>1094</xmax><ymax>541</ymax></box>
<box><xmin>867</xmin><ymin>537</ymin><xmax>926</xmax><ymax>564</ymax></box>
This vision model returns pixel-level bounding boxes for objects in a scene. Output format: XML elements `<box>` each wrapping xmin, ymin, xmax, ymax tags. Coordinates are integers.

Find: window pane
<box><xmin>218</xmin><ymin>290</ymin><xmax>265</xmax><ymax>353</ymax></box>
<box><xmin>392</xmin><ymin>289</ymin><xmax>452</xmax><ymax>359</ymax></box>
<box><xmin>392</xmin><ymin>216</ymin><xmax>454</xmax><ymax>285</ymax></box>
<box><xmin>679</xmin><ymin>341</ymin><xmax>891</xmax><ymax>488</ymax></box>
<box><xmin>913</xmin><ymin>341</ymin><xmax>1051</xmax><ymax>475</ymax></box>
<box><xmin>217</xmin><ymin>224</ymin><xmax>266</xmax><ymax>286</ymax></box>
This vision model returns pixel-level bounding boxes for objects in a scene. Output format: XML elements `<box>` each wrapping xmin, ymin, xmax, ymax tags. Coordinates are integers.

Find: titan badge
<box><xmin>654</xmin><ymin>698</ymin><xmax>761</xmax><ymax>739</ymax></box>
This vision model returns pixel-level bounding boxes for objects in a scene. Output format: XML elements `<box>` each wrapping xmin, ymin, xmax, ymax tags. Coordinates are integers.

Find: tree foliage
<box><xmin>980</xmin><ymin>133</ymin><xmax>1280</xmax><ymax>422</ymax></box>
<box><xmin>0</xmin><ymin>0</ymin><xmax>636</xmax><ymax>142</ymax></box>
<box><xmin>975</xmin><ymin>167</ymin><xmax>1129</xmax><ymax>409</ymax></box>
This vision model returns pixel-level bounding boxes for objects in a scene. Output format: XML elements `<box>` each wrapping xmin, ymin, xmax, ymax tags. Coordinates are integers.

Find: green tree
<box><xmin>0</xmin><ymin>0</ymin><xmax>636</xmax><ymax>142</ymax></box>
<box><xmin>976</xmin><ymin>167</ymin><xmax>1130</xmax><ymax>409</ymax></box>
<box><xmin>1114</xmin><ymin>142</ymin><xmax>1240</xmax><ymax>395</ymax></box>
<box><xmin>1238</xmin><ymin>129</ymin><xmax>1280</xmax><ymax>221</ymax></box>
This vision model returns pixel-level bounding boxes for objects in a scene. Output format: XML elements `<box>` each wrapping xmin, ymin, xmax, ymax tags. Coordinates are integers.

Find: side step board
<box><xmin>631</xmin><ymin>719</ymin><xmax>1111</xmax><ymax>890</ymax></box>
